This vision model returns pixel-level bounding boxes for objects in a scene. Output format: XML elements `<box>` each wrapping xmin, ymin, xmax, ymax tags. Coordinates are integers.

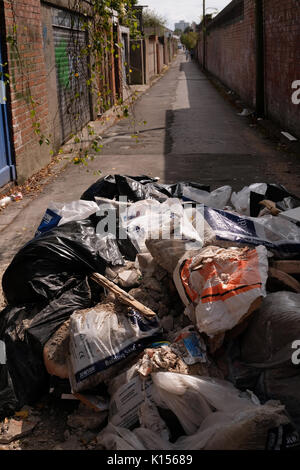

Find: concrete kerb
<box><xmin>0</xmin><ymin>62</ymin><xmax>173</xmax><ymax>234</ymax></box>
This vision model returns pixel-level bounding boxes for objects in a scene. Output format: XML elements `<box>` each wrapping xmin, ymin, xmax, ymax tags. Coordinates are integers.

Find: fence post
<box><xmin>203</xmin><ymin>0</ymin><xmax>206</xmax><ymax>70</ymax></box>
<box><xmin>255</xmin><ymin>0</ymin><xmax>265</xmax><ymax>116</ymax></box>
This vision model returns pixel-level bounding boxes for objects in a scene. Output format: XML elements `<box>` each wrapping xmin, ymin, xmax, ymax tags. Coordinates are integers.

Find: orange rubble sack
<box><xmin>173</xmin><ymin>245</ymin><xmax>269</xmax><ymax>338</ymax></box>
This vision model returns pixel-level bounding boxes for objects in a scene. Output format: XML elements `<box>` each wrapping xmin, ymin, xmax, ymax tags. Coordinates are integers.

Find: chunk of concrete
<box><xmin>0</xmin><ymin>417</ymin><xmax>40</xmax><ymax>444</ymax></box>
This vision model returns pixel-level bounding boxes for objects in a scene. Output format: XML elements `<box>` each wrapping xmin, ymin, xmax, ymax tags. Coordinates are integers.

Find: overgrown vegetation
<box><xmin>180</xmin><ymin>31</ymin><xmax>198</xmax><ymax>51</ymax></box>
<box><xmin>142</xmin><ymin>8</ymin><xmax>166</xmax><ymax>29</ymax></box>
<box><xmin>2</xmin><ymin>0</ymin><xmax>145</xmax><ymax>171</ymax></box>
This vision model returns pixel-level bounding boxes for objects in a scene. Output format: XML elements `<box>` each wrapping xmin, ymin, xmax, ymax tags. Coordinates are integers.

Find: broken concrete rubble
<box><xmin>137</xmin><ymin>346</ymin><xmax>189</xmax><ymax>377</ymax></box>
<box><xmin>0</xmin><ymin>415</ymin><xmax>40</xmax><ymax>444</ymax></box>
<box><xmin>105</xmin><ymin>261</ymin><xmax>142</xmax><ymax>289</ymax></box>
<box><xmin>67</xmin><ymin>403</ymin><xmax>107</xmax><ymax>431</ymax></box>
<box><xmin>44</xmin><ymin>320</ymin><xmax>70</xmax><ymax>380</ymax></box>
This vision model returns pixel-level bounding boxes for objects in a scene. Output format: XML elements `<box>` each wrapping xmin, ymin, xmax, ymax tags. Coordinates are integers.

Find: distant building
<box><xmin>174</xmin><ymin>20</ymin><xmax>190</xmax><ymax>32</ymax></box>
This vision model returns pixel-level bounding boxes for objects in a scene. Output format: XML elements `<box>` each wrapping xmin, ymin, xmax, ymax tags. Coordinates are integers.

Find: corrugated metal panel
<box><xmin>52</xmin><ymin>8</ymin><xmax>91</xmax><ymax>143</ymax></box>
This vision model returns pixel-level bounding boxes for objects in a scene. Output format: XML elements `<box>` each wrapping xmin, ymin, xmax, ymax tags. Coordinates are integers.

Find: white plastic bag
<box><xmin>109</xmin><ymin>374</ymin><xmax>154</xmax><ymax>429</ymax></box>
<box><xmin>134</xmin><ymin>427</ymin><xmax>174</xmax><ymax>450</ymax></box>
<box><xmin>138</xmin><ymin>398</ymin><xmax>170</xmax><ymax>440</ymax></box>
<box><xmin>97</xmin><ymin>423</ymin><xmax>173</xmax><ymax>450</ymax></box>
<box><xmin>97</xmin><ymin>423</ymin><xmax>146</xmax><ymax>450</ymax></box>
<box><xmin>143</xmin><ymin>199</ymin><xmax>204</xmax><ymax>273</ymax></box>
<box><xmin>120</xmin><ymin>198</ymin><xmax>203</xmax><ymax>257</ymax></box>
<box><xmin>174</xmin><ymin>403</ymin><xmax>292</xmax><ymax>450</ymax></box>
<box><xmin>151</xmin><ymin>373</ymin><xmax>215</xmax><ymax>435</ymax></box>
<box><xmin>150</xmin><ymin>372</ymin><xmax>296</xmax><ymax>450</ymax></box>
<box><xmin>151</xmin><ymin>373</ymin><xmax>257</xmax><ymax>427</ymax></box>
<box><xmin>183</xmin><ymin>185</ymin><xmax>232</xmax><ymax>210</ymax></box>
<box><xmin>119</xmin><ymin>199</ymin><xmax>161</xmax><ymax>252</ymax></box>
<box><xmin>231</xmin><ymin>183</ymin><xmax>267</xmax><ymax>215</ymax></box>
<box><xmin>98</xmin><ymin>372</ymin><xmax>299</xmax><ymax>450</ymax></box>
<box><xmin>36</xmin><ymin>200</ymin><xmax>99</xmax><ymax>236</ymax></box>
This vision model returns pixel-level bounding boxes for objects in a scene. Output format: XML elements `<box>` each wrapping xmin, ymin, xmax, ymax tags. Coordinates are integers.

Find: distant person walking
<box><xmin>185</xmin><ymin>49</ymin><xmax>189</xmax><ymax>61</ymax></box>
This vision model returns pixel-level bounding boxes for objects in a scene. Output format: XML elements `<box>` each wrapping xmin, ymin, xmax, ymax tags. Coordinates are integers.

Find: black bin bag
<box><xmin>2</xmin><ymin>219</ymin><xmax>123</xmax><ymax>305</ymax></box>
<box><xmin>0</xmin><ymin>218</ymin><xmax>124</xmax><ymax>415</ymax></box>
<box><xmin>0</xmin><ymin>276</ymin><xmax>94</xmax><ymax>414</ymax></box>
<box><xmin>80</xmin><ymin>174</ymin><xmax>162</xmax><ymax>202</ymax></box>
<box><xmin>81</xmin><ymin>174</ymin><xmax>210</xmax><ymax>203</ymax></box>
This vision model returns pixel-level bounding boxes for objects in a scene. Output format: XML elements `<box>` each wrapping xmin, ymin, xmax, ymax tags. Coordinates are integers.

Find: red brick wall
<box><xmin>197</xmin><ymin>0</ymin><xmax>300</xmax><ymax>137</ymax></box>
<box><xmin>264</xmin><ymin>0</ymin><xmax>300</xmax><ymax>137</ymax></box>
<box><xmin>198</xmin><ymin>0</ymin><xmax>256</xmax><ymax>108</ymax></box>
<box><xmin>3</xmin><ymin>0</ymin><xmax>50</xmax><ymax>183</ymax></box>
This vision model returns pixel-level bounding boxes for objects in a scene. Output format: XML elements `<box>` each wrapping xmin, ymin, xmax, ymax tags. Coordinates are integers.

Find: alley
<box><xmin>0</xmin><ymin>51</ymin><xmax>299</xmax><ymax>281</ymax></box>
<box><xmin>98</xmin><ymin>52</ymin><xmax>300</xmax><ymax>190</ymax></box>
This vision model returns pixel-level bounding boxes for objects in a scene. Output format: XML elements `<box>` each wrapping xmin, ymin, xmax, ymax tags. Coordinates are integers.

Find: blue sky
<box><xmin>138</xmin><ymin>0</ymin><xmax>232</xmax><ymax>29</ymax></box>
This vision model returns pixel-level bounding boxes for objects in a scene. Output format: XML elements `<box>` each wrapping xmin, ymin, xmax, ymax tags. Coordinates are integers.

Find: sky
<box><xmin>138</xmin><ymin>0</ymin><xmax>233</xmax><ymax>30</ymax></box>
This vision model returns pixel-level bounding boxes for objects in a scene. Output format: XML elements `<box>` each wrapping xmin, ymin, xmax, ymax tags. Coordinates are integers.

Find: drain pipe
<box><xmin>202</xmin><ymin>0</ymin><xmax>206</xmax><ymax>70</ymax></box>
<box><xmin>255</xmin><ymin>0</ymin><xmax>265</xmax><ymax>117</ymax></box>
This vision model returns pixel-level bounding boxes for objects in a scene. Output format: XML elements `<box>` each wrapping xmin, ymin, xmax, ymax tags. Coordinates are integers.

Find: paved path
<box><xmin>0</xmin><ymin>51</ymin><xmax>299</xmax><ymax>299</ymax></box>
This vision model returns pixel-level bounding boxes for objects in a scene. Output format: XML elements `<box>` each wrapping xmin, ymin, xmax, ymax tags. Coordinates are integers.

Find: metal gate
<box><xmin>0</xmin><ymin>34</ymin><xmax>15</xmax><ymax>187</ymax></box>
<box><xmin>52</xmin><ymin>8</ymin><xmax>92</xmax><ymax>143</ymax></box>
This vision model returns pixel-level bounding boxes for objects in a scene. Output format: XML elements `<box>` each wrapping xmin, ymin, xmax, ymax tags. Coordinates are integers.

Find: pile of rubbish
<box><xmin>1</xmin><ymin>174</ymin><xmax>300</xmax><ymax>450</ymax></box>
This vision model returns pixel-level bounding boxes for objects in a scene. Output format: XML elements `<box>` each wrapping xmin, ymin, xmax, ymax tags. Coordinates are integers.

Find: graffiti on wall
<box><xmin>55</xmin><ymin>39</ymin><xmax>71</xmax><ymax>88</ymax></box>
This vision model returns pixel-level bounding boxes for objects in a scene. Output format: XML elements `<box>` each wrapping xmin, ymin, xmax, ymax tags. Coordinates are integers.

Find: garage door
<box><xmin>52</xmin><ymin>8</ymin><xmax>92</xmax><ymax>143</ymax></box>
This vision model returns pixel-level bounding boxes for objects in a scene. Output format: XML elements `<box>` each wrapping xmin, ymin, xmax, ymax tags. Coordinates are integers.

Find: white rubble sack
<box><xmin>97</xmin><ymin>372</ymin><xmax>297</xmax><ymax>450</ymax></box>
<box><xmin>68</xmin><ymin>302</ymin><xmax>161</xmax><ymax>393</ymax></box>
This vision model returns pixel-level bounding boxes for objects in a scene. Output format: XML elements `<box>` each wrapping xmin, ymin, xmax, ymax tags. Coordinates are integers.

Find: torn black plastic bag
<box><xmin>80</xmin><ymin>175</ymin><xmax>162</xmax><ymax>202</ymax></box>
<box><xmin>81</xmin><ymin>174</ymin><xmax>210</xmax><ymax>203</ymax></box>
<box><xmin>0</xmin><ymin>365</ymin><xmax>19</xmax><ymax>421</ymax></box>
<box><xmin>2</xmin><ymin>219</ymin><xmax>123</xmax><ymax>305</ymax></box>
<box><xmin>0</xmin><ymin>275</ymin><xmax>96</xmax><ymax>412</ymax></box>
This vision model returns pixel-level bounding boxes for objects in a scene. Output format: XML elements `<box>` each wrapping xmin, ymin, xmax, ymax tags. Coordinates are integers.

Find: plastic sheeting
<box><xmin>203</xmin><ymin>206</ymin><xmax>300</xmax><ymax>258</ymax></box>
<box><xmin>81</xmin><ymin>174</ymin><xmax>210</xmax><ymax>203</ymax></box>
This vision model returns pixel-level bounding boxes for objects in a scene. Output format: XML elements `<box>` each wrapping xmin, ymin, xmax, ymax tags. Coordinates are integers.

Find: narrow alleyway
<box><xmin>0</xmin><ymin>51</ymin><xmax>299</xmax><ymax>281</ymax></box>
<box><xmin>99</xmin><ymin>51</ymin><xmax>300</xmax><ymax>190</ymax></box>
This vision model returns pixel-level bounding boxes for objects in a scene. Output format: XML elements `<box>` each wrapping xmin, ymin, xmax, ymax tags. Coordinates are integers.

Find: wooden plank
<box><xmin>268</xmin><ymin>268</ymin><xmax>300</xmax><ymax>293</ymax></box>
<box><xmin>91</xmin><ymin>272</ymin><xmax>157</xmax><ymax>317</ymax></box>
<box><xmin>259</xmin><ymin>200</ymin><xmax>281</xmax><ymax>216</ymax></box>
<box><xmin>270</xmin><ymin>260</ymin><xmax>300</xmax><ymax>274</ymax></box>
